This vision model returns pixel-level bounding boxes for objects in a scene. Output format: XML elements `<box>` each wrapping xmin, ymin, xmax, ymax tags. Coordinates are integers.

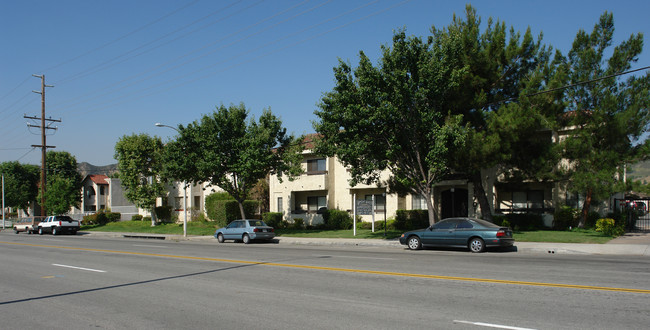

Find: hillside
<box><xmin>627</xmin><ymin>160</ymin><xmax>650</xmax><ymax>184</ymax></box>
<box><xmin>77</xmin><ymin>162</ymin><xmax>118</xmax><ymax>178</ymax></box>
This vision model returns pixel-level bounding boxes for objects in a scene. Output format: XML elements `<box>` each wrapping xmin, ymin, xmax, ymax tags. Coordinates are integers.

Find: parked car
<box><xmin>399</xmin><ymin>217</ymin><xmax>514</xmax><ymax>252</ymax></box>
<box><xmin>214</xmin><ymin>219</ymin><xmax>275</xmax><ymax>244</ymax></box>
<box><xmin>13</xmin><ymin>217</ymin><xmax>41</xmax><ymax>234</ymax></box>
<box><xmin>37</xmin><ymin>215</ymin><xmax>80</xmax><ymax>235</ymax></box>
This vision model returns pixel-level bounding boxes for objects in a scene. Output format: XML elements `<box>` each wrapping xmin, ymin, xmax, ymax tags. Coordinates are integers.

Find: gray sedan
<box><xmin>214</xmin><ymin>219</ymin><xmax>275</xmax><ymax>244</ymax></box>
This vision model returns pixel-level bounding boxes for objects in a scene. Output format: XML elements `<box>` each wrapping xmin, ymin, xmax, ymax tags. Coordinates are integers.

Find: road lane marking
<box><xmin>312</xmin><ymin>254</ymin><xmax>395</xmax><ymax>260</ymax></box>
<box><xmin>454</xmin><ymin>320</ymin><xmax>536</xmax><ymax>330</ymax></box>
<box><xmin>52</xmin><ymin>264</ymin><xmax>106</xmax><ymax>273</ymax></box>
<box><xmin>3</xmin><ymin>240</ymin><xmax>650</xmax><ymax>294</ymax></box>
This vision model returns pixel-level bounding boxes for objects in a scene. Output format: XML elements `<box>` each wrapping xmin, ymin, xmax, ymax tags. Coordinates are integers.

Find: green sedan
<box><xmin>399</xmin><ymin>218</ymin><xmax>514</xmax><ymax>252</ymax></box>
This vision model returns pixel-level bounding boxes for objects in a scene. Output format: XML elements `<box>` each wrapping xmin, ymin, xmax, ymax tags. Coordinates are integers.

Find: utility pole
<box><xmin>25</xmin><ymin>74</ymin><xmax>58</xmax><ymax>217</ymax></box>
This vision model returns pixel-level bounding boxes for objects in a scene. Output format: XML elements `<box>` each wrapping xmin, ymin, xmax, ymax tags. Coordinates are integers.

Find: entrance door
<box><xmin>441</xmin><ymin>188</ymin><xmax>468</xmax><ymax>220</ymax></box>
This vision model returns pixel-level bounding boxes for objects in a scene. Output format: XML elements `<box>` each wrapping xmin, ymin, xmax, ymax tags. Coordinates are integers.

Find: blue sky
<box><xmin>2</xmin><ymin>0</ymin><xmax>649</xmax><ymax>166</ymax></box>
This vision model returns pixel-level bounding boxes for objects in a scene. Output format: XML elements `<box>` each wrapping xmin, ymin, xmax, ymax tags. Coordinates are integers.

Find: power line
<box><xmin>61</xmin><ymin>0</ymin><xmax>398</xmax><ymax>116</ymax></box>
<box><xmin>52</xmin><ymin>0</ymin><xmax>321</xmax><ymax>114</ymax></box>
<box><xmin>54</xmin><ymin>0</ymin><xmax>245</xmax><ymax>85</ymax></box>
<box><xmin>521</xmin><ymin>65</ymin><xmax>650</xmax><ymax>100</ymax></box>
<box><xmin>39</xmin><ymin>0</ymin><xmax>201</xmax><ymax>75</ymax></box>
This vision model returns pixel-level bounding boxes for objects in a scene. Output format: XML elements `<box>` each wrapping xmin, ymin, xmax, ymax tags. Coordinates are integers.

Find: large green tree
<box><xmin>0</xmin><ymin>161</ymin><xmax>40</xmax><ymax>214</ymax></box>
<box><xmin>431</xmin><ymin>6</ymin><xmax>558</xmax><ymax>220</ymax></box>
<box><xmin>554</xmin><ymin>12</ymin><xmax>650</xmax><ymax>227</ymax></box>
<box><xmin>114</xmin><ymin>134</ymin><xmax>166</xmax><ymax>226</ymax></box>
<box><xmin>314</xmin><ymin>5</ymin><xmax>554</xmax><ymax>223</ymax></box>
<box><xmin>314</xmin><ymin>30</ymin><xmax>469</xmax><ymax>225</ymax></box>
<box><xmin>162</xmin><ymin>103</ymin><xmax>303</xmax><ymax>220</ymax></box>
<box><xmin>43</xmin><ymin>151</ymin><xmax>83</xmax><ymax>215</ymax></box>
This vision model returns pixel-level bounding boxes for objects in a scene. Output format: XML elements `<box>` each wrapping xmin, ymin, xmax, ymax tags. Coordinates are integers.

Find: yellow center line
<box><xmin>4</xmin><ymin>240</ymin><xmax>649</xmax><ymax>294</ymax></box>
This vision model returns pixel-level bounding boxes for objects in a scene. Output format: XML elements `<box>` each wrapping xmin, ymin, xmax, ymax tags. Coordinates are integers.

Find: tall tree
<box><xmin>314</xmin><ymin>5</ymin><xmax>554</xmax><ymax>224</ymax></box>
<box><xmin>43</xmin><ymin>151</ymin><xmax>83</xmax><ymax>215</ymax></box>
<box><xmin>554</xmin><ymin>12</ymin><xmax>650</xmax><ymax>227</ymax></box>
<box><xmin>114</xmin><ymin>134</ymin><xmax>166</xmax><ymax>226</ymax></box>
<box><xmin>0</xmin><ymin>161</ymin><xmax>40</xmax><ymax>215</ymax></box>
<box><xmin>162</xmin><ymin>103</ymin><xmax>303</xmax><ymax>220</ymax></box>
<box><xmin>430</xmin><ymin>6</ymin><xmax>554</xmax><ymax>220</ymax></box>
<box><xmin>314</xmin><ymin>30</ymin><xmax>468</xmax><ymax>225</ymax></box>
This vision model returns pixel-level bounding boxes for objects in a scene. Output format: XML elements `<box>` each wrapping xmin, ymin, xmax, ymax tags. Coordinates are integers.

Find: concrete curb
<box><xmin>76</xmin><ymin>231</ymin><xmax>650</xmax><ymax>256</ymax></box>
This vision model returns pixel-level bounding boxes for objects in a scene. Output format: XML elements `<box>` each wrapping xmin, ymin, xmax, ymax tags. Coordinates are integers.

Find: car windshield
<box><xmin>247</xmin><ymin>220</ymin><xmax>266</xmax><ymax>227</ymax></box>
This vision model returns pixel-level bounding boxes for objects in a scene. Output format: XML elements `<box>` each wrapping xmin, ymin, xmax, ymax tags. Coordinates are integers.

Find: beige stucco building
<box><xmin>269</xmin><ymin>131</ymin><xmax>623</xmax><ymax>227</ymax></box>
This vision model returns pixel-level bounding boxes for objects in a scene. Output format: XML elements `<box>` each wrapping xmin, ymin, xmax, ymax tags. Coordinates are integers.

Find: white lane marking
<box><xmin>132</xmin><ymin>244</ymin><xmax>168</xmax><ymax>248</ymax></box>
<box><xmin>454</xmin><ymin>320</ymin><xmax>536</xmax><ymax>330</ymax></box>
<box><xmin>52</xmin><ymin>264</ymin><xmax>106</xmax><ymax>273</ymax></box>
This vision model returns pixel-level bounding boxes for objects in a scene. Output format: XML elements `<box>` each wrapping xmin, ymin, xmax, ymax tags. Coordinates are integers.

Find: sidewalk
<box><xmin>78</xmin><ymin>231</ymin><xmax>650</xmax><ymax>256</ymax></box>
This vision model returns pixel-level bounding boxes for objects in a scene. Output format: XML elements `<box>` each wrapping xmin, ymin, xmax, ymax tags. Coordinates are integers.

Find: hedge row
<box><xmin>82</xmin><ymin>211</ymin><xmax>121</xmax><ymax>225</ymax></box>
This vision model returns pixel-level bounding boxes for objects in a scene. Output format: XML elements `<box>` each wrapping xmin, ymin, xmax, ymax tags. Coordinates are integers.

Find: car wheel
<box><xmin>217</xmin><ymin>233</ymin><xmax>224</xmax><ymax>243</ymax></box>
<box><xmin>14</xmin><ymin>228</ymin><xmax>19</xmax><ymax>234</ymax></box>
<box><xmin>242</xmin><ymin>233</ymin><xmax>250</xmax><ymax>244</ymax></box>
<box><xmin>38</xmin><ymin>227</ymin><xmax>44</xmax><ymax>235</ymax></box>
<box><xmin>407</xmin><ymin>235</ymin><xmax>422</xmax><ymax>250</ymax></box>
<box><xmin>469</xmin><ymin>237</ymin><xmax>485</xmax><ymax>253</ymax></box>
<box><xmin>52</xmin><ymin>227</ymin><xmax>58</xmax><ymax>236</ymax></box>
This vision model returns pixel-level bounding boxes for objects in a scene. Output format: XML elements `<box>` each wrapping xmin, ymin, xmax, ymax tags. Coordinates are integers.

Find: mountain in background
<box><xmin>627</xmin><ymin>160</ymin><xmax>650</xmax><ymax>184</ymax></box>
<box><xmin>77</xmin><ymin>162</ymin><xmax>118</xmax><ymax>178</ymax></box>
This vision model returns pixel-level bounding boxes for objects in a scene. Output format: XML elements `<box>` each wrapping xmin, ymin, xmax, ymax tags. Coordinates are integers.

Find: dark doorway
<box><xmin>441</xmin><ymin>188</ymin><xmax>468</xmax><ymax>219</ymax></box>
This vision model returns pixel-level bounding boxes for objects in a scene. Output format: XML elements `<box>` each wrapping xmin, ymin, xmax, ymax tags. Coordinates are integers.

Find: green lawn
<box><xmin>513</xmin><ymin>228</ymin><xmax>614</xmax><ymax>244</ymax></box>
<box><xmin>82</xmin><ymin>220</ymin><xmax>218</xmax><ymax>236</ymax></box>
<box><xmin>82</xmin><ymin>221</ymin><xmax>615</xmax><ymax>243</ymax></box>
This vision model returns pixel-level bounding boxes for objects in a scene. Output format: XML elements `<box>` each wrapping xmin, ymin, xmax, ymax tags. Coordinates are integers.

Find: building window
<box><xmin>307</xmin><ymin>158</ymin><xmax>326</xmax><ymax>173</ymax></box>
<box><xmin>513</xmin><ymin>192</ymin><xmax>527</xmax><ymax>209</ymax></box>
<box><xmin>194</xmin><ymin>196</ymin><xmax>201</xmax><ymax>210</ymax></box>
<box><xmin>513</xmin><ymin>190</ymin><xmax>544</xmax><ymax>210</ymax></box>
<box><xmin>175</xmin><ymin>197</ymin><xmax>183</xmax><ymax>210</ymax></box>
<box><xmin>277</xmin><ymin>197</ymin><xmax>283</xmax><ymax>213</ymax></box>
<box><xmin>412</xmin><ymin>194</ymin><xmax>427</xmax><ymax>210</ymax></box>
<box><xmin>100</xmin><ymin>186</ymin><xmax>105</xmax><ymax>195</ymax></box>
<box><xmin>365</xmin><ymin>194</ymin><xmax>386</xmax><ymax>211</ymax></box>
<box><xmin>307</xmin><ymin>196</ymin><xmax>327</xmax><ymax>212</ymax></box>
<box><xmin>566</xmin><ymin>192</ymin><xmax>581</xmax><ymax>209</ymax></box>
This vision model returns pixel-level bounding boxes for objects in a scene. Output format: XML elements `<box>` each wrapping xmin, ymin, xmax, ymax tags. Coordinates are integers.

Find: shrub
<box><xmin>504</xmin><ymin>213</ymin><xmax>545</xmax><ymax>231</ymax></box>
<box><xmin>553</xmin><ymin>206</ymin><xmax>579</xmax><ymax>230</ymax></box>
<box><xmin>492</xmin><ymin>215</ymin><xmax>511</xmax><ymax>229</ymax></box>
<box><xmin>291</xmin><ymin>218</ymin><xmax>304</xmax><ymax>229</ymax></box>
<box><xmin>323</xmin><ymin>209</ymin><xmax>353</xmax><ymax>230</ymax></box>
<box><xmin>143</xmin><ymin>216</ymin><xmax>152</xmax><ymax>223</ymax></box>
<box><xmin>395</xmin><ymin>210</ymin><xmax>429</xmax><ymax>230</ymax></box>
<box><xmin>155</xmin><ymin>206</ymin><xmax>173</xmax><ymax>223</ymax></box>
<box><xmin>595</xmin><ymin>218</ymin><xmax>625</xmax><ymax>237</ymax></box>
<box><xmin>106</xmin><ymin>212</ymin><xmax>121</xmax><ymax>222</ymax></box>
<box><xmin>262</xmin><ymin>212</ymin><xmax>284</xmax><ymax>229</ymax></box>
<box><xmin>83</xmin><ymin>210</ymin><xmax>121</xmax><ymax>225</ymax></box>
<box><xmin>205</xmin><ymin>198</ymin><xmax>260</xmax><ymax>228</ymax></box>
<box><xmin>585</xmin><ymin>211</ymin><xmax>601</xmax><ymax>229</ymax></box>
<box><xmin>131</xmin><ymin>214</ymin><xmax>143</xmax><ymax>221</ymax></box>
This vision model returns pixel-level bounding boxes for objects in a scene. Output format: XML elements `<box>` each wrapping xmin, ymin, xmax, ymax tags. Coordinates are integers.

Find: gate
<box><xmin>614</xmin><ymin>199</ymin><xmax>650</xmax><ymax>232</ymax></box>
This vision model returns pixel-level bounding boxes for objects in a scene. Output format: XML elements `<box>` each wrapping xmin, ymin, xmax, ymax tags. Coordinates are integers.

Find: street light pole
<box><xmin>155</xmin><ymin>123</ymin><xmax>187</xmax><ymax>237</ymax></box>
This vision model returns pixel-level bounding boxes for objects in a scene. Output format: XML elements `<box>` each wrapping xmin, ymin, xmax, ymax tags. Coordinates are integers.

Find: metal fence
<box><xmin>613</xmin><ymin>199</ymin><xmax>650</xmax><ymax>232</ymax></box>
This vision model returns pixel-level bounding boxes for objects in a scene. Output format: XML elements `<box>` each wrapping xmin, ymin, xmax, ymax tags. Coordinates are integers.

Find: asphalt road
<box><xmin>1</xmin><ymin>232</ymin><xmax>649</xmax><ymax>330</ymax></box>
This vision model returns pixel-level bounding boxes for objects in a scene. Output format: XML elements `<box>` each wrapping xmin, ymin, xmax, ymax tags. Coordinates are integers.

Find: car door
<box><xmin>223</xmin><ymin>221</ymin><xmax>242</xmax><ymax>239</ymax></box>
<box><xmin>421</xmin><ymin>220</ymin><xmax>458</xmax><ymax>245</ymax></box>
<box><xmin>452</xmin><ymin>219</ymin><xmax>475</xmax><ymax>245</ymax></box>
